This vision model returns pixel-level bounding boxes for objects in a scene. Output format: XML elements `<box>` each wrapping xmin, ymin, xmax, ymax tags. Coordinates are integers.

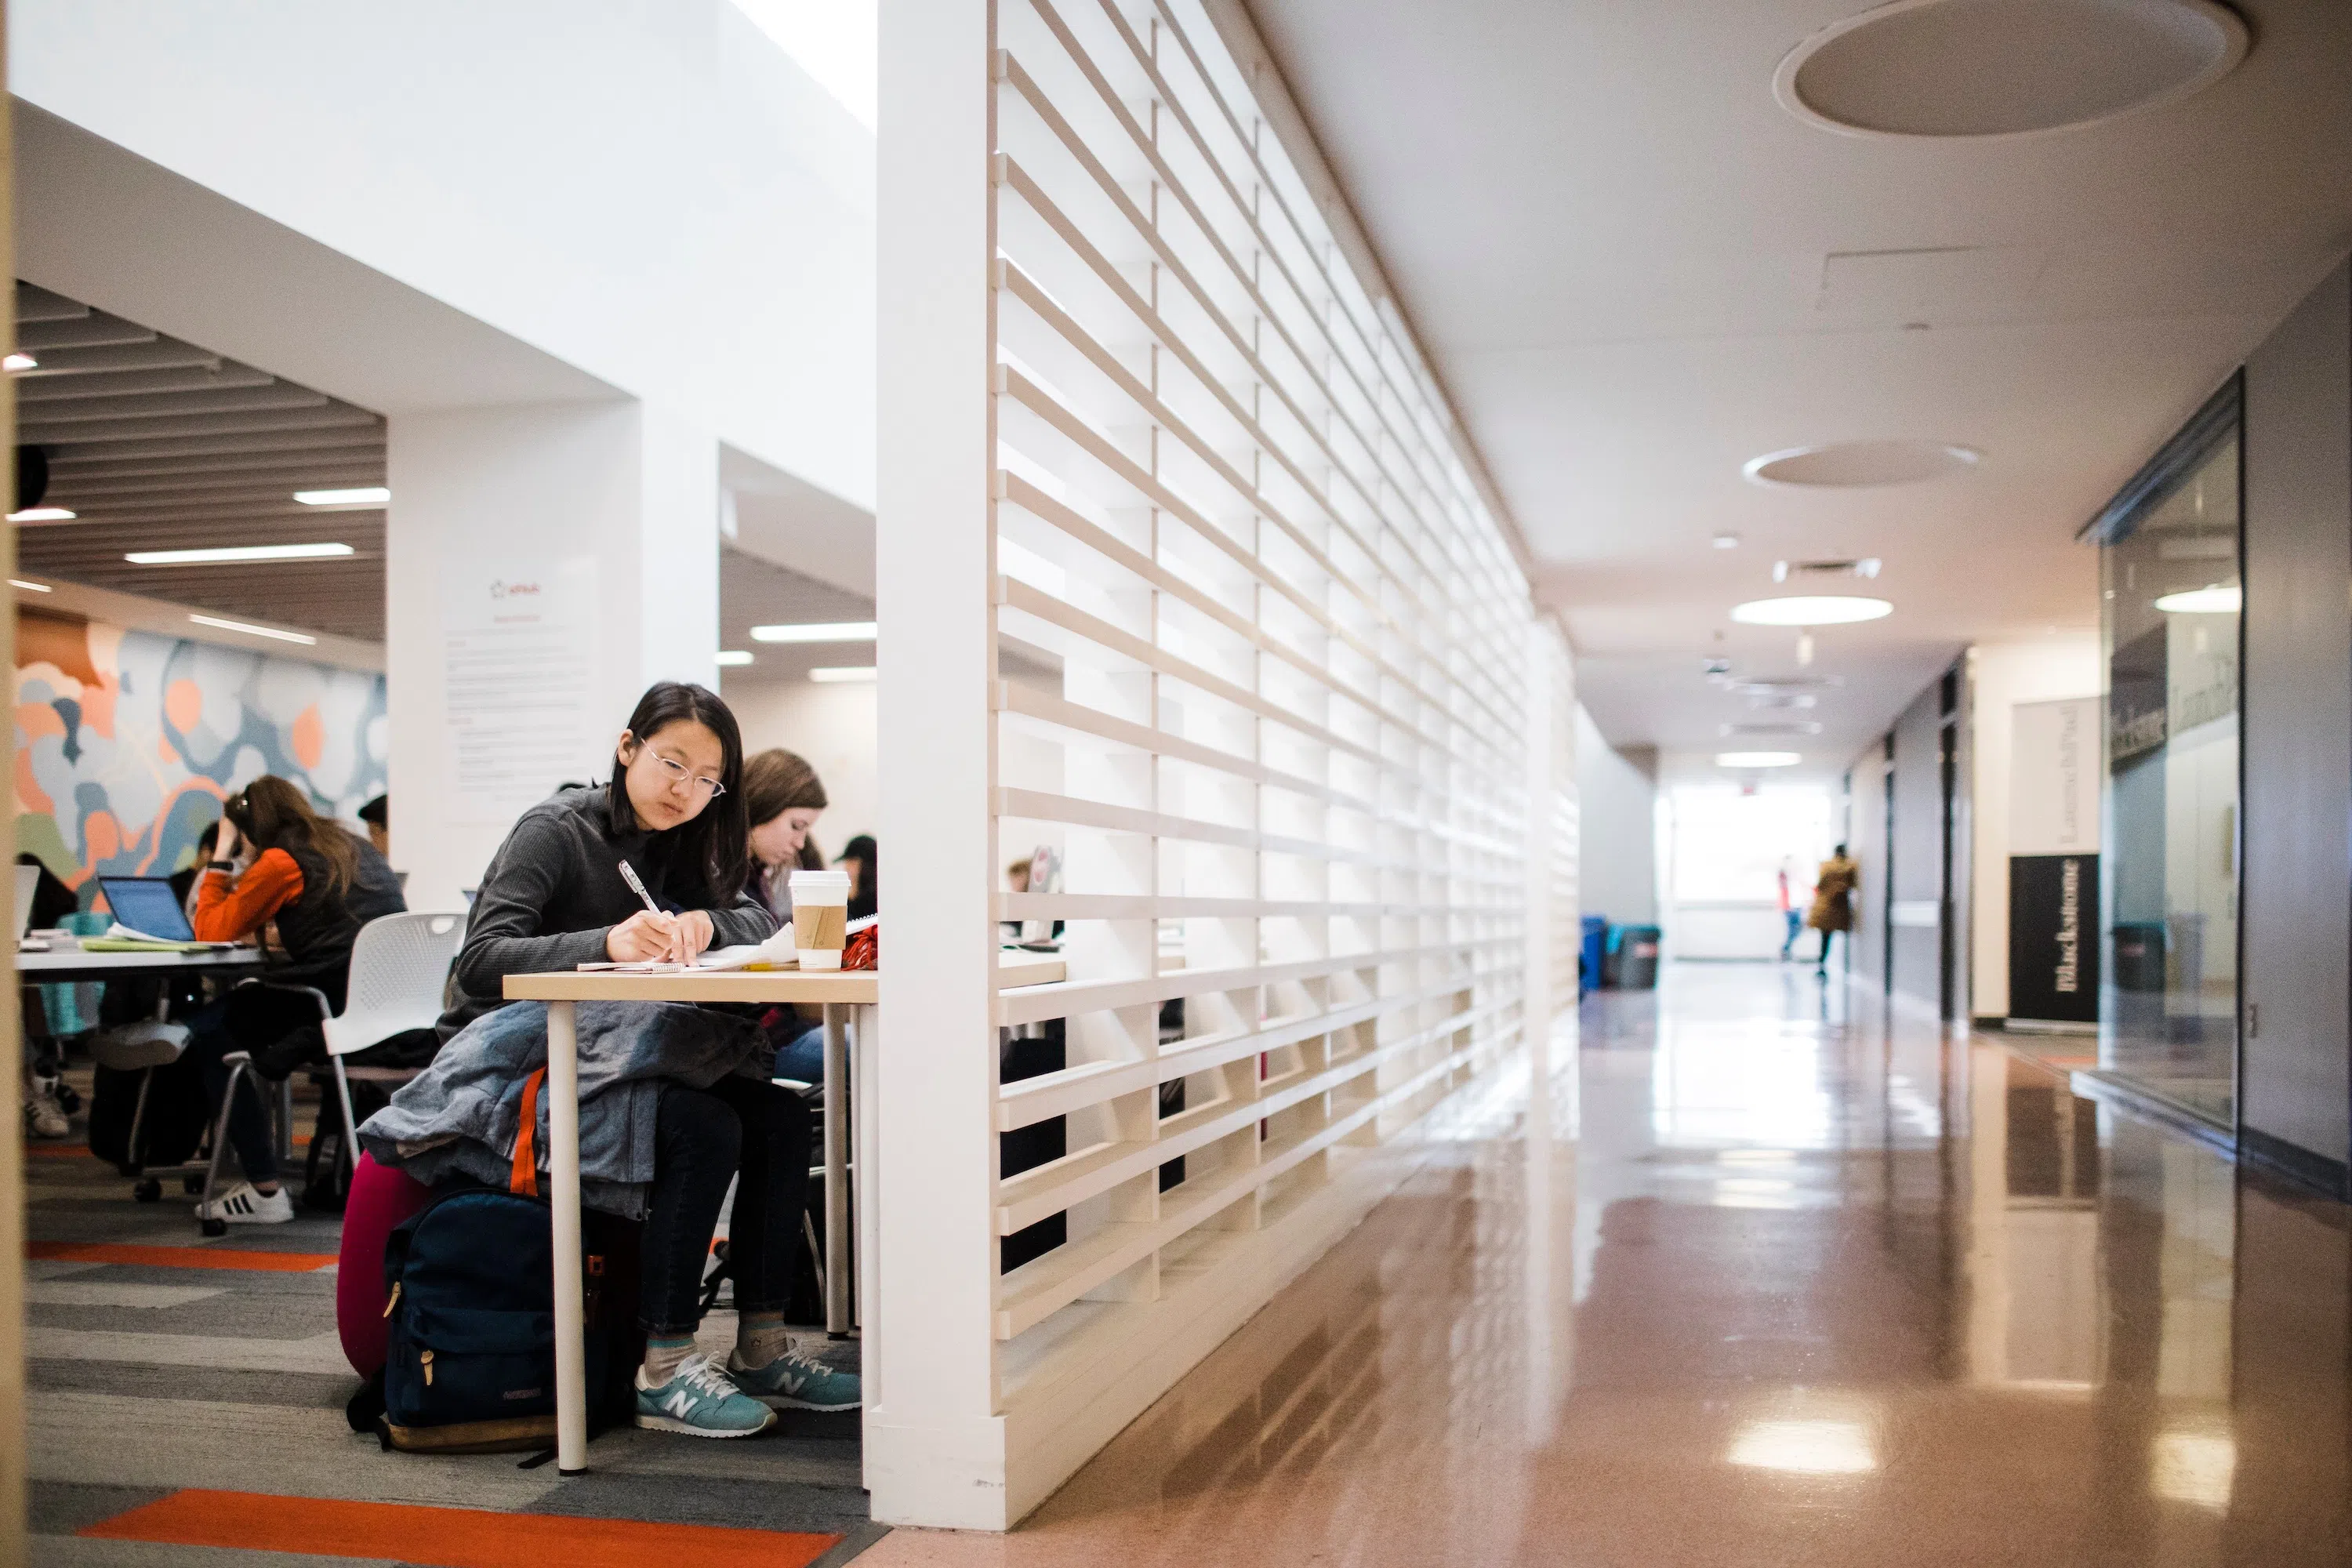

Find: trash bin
<box><xmin>1579</xmin><ymin>915</ymin><xmax>1608</xmax><ymax>998</ymax></box>
<box><xmin>2111</xmin><ymin>922</ymin><xmax>2166</xmax><ymax>993</ymax></box>
<box><xmin>1604</xmin><ymin>924</ymin><xmax>1663</xmax><ymax>989</ymax></box>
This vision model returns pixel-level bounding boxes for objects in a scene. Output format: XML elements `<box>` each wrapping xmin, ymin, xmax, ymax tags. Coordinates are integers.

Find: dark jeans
<box><xmin>186</xmin><ymin>999</ymin><xmax>280</xmax><ymax>1185</ymax></box>
<box><xmin>183</xmin><ymin>985</ymin><xmax>343</xmax><ymax>1185</ymax></box>
<box><xmin>640</xmin><ymin>1073</ymin><xmax>811</xmax><ymax>1336</ymax></box>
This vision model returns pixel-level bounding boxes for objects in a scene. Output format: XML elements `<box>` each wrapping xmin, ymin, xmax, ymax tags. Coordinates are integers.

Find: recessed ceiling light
<box><xmin>715</xmin><ymin>650</ymin><xmax>754</xmax><ymax>666</ymax></box>
<box><xmin>188</xmin><ymin>613</ymin><xmax>317</xmax><ymax>645</ymax></box>
<box><xmin>1744</xmin><ymin>441</ymin><xmax>1977</xmax><ymax>488</ymax></box>
<box><xmin>293</xmin><ymin>487</ymin><xmax>389</xmax><ymax>506</ymax></box>
<box><xmin>3</xmin><ymin>352</ymin><xmax>36</xmax><ymax>372</ymax></box>
<box><xmin>1732</xmin><ymin>595</ymin><xmax>1893</xmax><ymax>626</ymax></box>
<box><xmin>9</xmin><ymin>579</ymin><xmax>52</xmax><ymax>593</ymax></box>
<box><xmin>9</xmin><ymin>506</ymin><xmax>75</xmax><ymax>523</ymax></box>
<box><xmin>808</xmin><ymin>666</ymin><xmax>878</xmax><ymax>684</ymax></box>
<box><xmin>752</xmin><ymin>621</ymin><xmax>877</xmax><ymax>644</ymax></box>
<box><xmin>125</xmin><ymin>543</ymin><xmax>355</xmax><ymax>565</ymax></box>
<box><xmin>1776</xmin><ymin>0</ymin><xmax>2248</xmax><ymax>140</ymax></box>
<box><xmin>1712</xmin><ymin>533</ymin><xmax>1741</xmax><ymax>550</ymax></box>
<box><xmin>1718</xmin><ymin>751</ymin><xmax>1802</xmax><ymax>769</ymax></box>
<box><xmin>2154</xmin><ymin>584</ymin><xmax>2240</xmax><ymax>614</ymax></box>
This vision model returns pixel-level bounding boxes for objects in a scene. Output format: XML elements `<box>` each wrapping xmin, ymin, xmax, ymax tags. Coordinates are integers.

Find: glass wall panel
<box><xmin>2100</xmin><ymin>424</ymin><xmax>2240</xmax><ymax>1125</ymax></box>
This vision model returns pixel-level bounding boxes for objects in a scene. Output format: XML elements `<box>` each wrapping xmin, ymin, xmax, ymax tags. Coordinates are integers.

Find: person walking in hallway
<box><xmin>1807</xmin><ymin>844</ymin><xmax>1857</xmax><ymax>978</ymax></box>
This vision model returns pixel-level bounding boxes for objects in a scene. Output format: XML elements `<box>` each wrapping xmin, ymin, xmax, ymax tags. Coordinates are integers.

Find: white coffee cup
<box><xmin>788</xmin><ymin>868</ymin><xmax>852</xmax><ymax>970</ymax></box>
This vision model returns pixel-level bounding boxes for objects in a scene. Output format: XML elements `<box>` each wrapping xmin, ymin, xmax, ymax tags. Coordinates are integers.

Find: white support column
<box><xmin>872</xmin><ymin>0</ymin><xmax>1005</xmax><ymax>1529</ymax></box>
<box><xmin>385</xmin><ymin>401</ymin><xmax>720</xmax><ymax>910</ymax></box>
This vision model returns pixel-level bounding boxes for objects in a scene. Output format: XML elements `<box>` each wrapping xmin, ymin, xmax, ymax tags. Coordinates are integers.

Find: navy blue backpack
<box><xmin>375</xmin><ymin>1085</ymin><xmax>642</xmax><ymax>1454</ymax></box>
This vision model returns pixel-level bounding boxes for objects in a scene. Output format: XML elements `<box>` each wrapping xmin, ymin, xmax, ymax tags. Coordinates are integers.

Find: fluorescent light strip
<box><xmin>9</xmin><ymin>579</ymin><xmax>53</xmax><ymax>593</ymax></box>
<box><xmin>188</xmin><ymin>613</ymin><xmax>316</xmax><ymax>646</ymax></box>
<box><xmin>125</xmin><ymin>543</ymin><xmax>354</xmax><ymax>565</ymax></box>
<box><xmin>808</xmin><ymin>666</ymin><xmax>877</xmax><ymax>684</ymax></box>
<box><xmin>714</xmin><ymin>650</ymin><xmax>754</xmax><ymax>666</ymax></box>
<box><xmin>293</xmin><ymin>487</ymin><xmax>389</xmax><ymax>506</ymax></box>
<box><xmin>750</xmin><ymin>621</ymin><xmax>877</xmax><ymax>644</ymax></box>
<box><xmin>9</xmin><ymin>507</ymin><xmax>76</xmax><ymax>523</ymax></box>
<box><xmin>4</xmin><ymin>353</ymin><xmax>36</xmax><ymax>372</ymax></box>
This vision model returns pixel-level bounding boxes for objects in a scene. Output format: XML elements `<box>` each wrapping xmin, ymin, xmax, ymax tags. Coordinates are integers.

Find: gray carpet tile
<box><xmin>527</xmin><ymin>1468</ymin><xmax>873</xmax><ymax>1534</ymax></box>
<box><xmin>28</xmin><ymin>1480</ymin><xmax>173</xmax><ymax>1537</ymax></box>
<box><xmin>30</xmin><ymin>1357</ymin><xmax>358</xmax><ymax>1411</ymax></box>
<box><xmin>32</xmin><ymin>1537</ymin><xmax>397</xmax><ymax>1566</ymax></box>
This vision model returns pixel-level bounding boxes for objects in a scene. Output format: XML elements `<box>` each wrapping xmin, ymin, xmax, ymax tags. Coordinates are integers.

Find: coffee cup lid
<box><xmin>789</xmin><ymin>869</ymin><xmax>851</xmax><ymax>891</ymax></box>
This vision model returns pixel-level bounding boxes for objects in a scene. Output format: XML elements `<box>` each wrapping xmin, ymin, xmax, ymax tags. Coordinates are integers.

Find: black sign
<box><xmin>2009</xmin><ymin>854</ymin><xmax>2100</xmax><ymax>1025</ymax></box>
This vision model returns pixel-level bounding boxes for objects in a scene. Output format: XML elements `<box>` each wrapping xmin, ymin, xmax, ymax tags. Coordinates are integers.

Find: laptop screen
<box><xmin>98</xmin><ymin>877</ymin><xmax>198</xmax><ymax>942</ymax></box>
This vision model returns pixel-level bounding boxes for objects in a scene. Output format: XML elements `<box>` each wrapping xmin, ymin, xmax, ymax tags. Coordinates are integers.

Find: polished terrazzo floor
<box><xmin>866</xmin><ymin>962</ymin><xmax>2352</xmax><ymax>1566</ymax></box>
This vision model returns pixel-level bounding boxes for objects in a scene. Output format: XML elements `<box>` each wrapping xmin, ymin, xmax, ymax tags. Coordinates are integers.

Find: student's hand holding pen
<box><xmin>606</xmin><ymin>909</ymin><xmax>685</xmax><ymax>964</ymax></box>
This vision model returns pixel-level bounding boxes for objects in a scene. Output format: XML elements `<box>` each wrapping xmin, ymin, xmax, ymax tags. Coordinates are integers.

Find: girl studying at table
<box><xmin>183</xmin><ymin>777</ymin><xmax>405</xmax><ymax>1224</ymax></box>
<box><xmin>386</xmin><ymin>681</ymin><xmax>858</xmax><ymax>1436</ymax></box>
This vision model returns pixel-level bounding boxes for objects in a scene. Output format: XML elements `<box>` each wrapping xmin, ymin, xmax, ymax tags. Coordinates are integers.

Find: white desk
<box><xmin>16</xmin><ymin>942</ymin><xmax>262</xmax><ymax>985</ymax></box>
<box><xmin>503</xmin><ymin>949</ymin><xmax>1064</xmax><ymax>1474</ymax></box>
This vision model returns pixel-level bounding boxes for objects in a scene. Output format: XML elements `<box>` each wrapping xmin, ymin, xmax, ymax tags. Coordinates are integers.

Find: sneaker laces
<box><xmin>674</xmin><ymin>1354</ymin><xmax>742</xmax><ymax>1401</ymax></box>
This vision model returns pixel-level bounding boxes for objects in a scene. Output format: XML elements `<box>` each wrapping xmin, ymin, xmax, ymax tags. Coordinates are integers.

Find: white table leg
<box><xmin>823</xmin><ymin>1002</ymin><xmax>851</xmax><ymax>1336</ymax></box>
<box><xmin>546</xmin><ymin>998</ymin><xmax>589</xmax><ymax>1475</ymax></box>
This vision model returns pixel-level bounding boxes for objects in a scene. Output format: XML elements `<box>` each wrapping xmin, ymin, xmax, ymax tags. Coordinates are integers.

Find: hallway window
<box><xmin>2093</xmin><ymin>384</ymin><xmax>2241</xmax><ymax>1126</ymax></box>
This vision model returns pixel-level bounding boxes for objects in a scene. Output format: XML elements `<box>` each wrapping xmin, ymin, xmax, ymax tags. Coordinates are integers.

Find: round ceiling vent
<box><xmin>1775</xmin><ymin>0</ymin><xmax>2249</xmax><ymax>140</ymax></box>
<box><xmin>1744</xmin><ymin>439</ymin><xmax>1978</xmax><ymax>488</ymax></box>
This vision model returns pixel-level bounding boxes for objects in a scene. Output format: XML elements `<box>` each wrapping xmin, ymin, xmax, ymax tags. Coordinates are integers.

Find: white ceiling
<box><xmin>1244</xmin><ymin>0</ymin><xmax>2352</xmax><ymax>774</ymax></box>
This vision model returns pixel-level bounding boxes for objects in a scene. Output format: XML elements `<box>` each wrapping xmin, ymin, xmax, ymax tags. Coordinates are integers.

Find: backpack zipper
<box><xmin>382</xmin><ymin>1283</ymin><xmax>401</xmax><ymax>1317</ymax></box>
<box><xmin>420</xmin><ymin>1348</ymin><xmax>434</xmax><ymax>1386</ymax></box>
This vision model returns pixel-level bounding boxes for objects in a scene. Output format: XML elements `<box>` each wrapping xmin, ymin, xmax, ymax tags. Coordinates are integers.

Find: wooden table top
<box><xmin>502</xmin><ymin>949</ymin><xmax>1065</xmax><ymax>1004</ymax></box>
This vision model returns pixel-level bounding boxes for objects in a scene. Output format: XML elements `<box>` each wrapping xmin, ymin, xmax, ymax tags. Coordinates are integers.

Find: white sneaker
<box><xmin>25</xmin><ymin>1090</ymin><xmax>69</xmax><ymax>1141</ymax></box>
<box><xmin>194</xmin><ymin>1182</ymin><xmax>293</xmax><ymax>1224</ymax></box>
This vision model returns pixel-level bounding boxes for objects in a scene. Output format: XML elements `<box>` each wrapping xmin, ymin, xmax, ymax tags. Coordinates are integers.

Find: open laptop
<box><xmin>96</xmin><ymin>876</ymin><xmax>214</xmax><ymax>944</ymax></box>
<box><xmin>15</xmin><ymin>863</ymin><xmax>39</xmax><ymax>944</ymax></box>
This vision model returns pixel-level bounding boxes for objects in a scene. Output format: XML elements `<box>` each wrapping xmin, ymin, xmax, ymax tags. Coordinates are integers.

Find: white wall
<box><xmin>1969</xmin><ymin>635</ymin><xmax>2103</xmax><ymax>1018</ymax></box>
<box><xmin>720</xmin><ymin>676</ymin><xmax>878</xmax><ymax>864</ymax></box>
<box><xmin>9</xmin><ymin>1</ymin><xmax>876</xmax><ymax>510</ymax></box>
<box><xmin>1573</xmin><ymin>704</ymin><xmax>1658</xmax><ymax>923</ymax></box>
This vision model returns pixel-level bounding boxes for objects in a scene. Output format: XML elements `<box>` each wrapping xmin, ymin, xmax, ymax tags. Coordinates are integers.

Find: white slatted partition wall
<box><xmin>876</xmin><ymin>0</ymin><xmax>1573</xmax><ymax>1527</ymax></box>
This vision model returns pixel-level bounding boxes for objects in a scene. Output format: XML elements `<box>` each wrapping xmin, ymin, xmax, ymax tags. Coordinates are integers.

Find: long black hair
<box><xmin>610</xmin><ymin>681</ymin><xmax>748</xmax><ymax>902</ymax></box>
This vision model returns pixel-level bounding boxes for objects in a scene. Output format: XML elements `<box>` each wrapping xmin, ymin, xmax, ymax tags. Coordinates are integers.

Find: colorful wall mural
<box><xmin>13</xmin><ymin>612</ymin><xmax>388</xmax><ymax>899</ymax></box>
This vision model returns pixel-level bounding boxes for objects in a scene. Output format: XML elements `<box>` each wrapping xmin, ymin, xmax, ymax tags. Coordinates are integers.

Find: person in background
<box><xmin>419</xmin><ymin>682</ymin><xmax>857</xmax><ymax>1435</ymax></box>
<box><xmin>741</xmin><ymin>749</ymin><xmax>827</xmax><ymax>922</ymax></box>
<box><xmin>170</xmin><ymin>822</ymin><xmax>220</xmax><ymax>922</ymax></box>
<box><xmin>358</xmin><ymin>794</ymin><xmax>390</xmax><ymax>858</ymax></box>
<box><xmin>839</xmin><ymin>833</ymin><xmax>877</xmax><ymax>924</ymax></box>
<box><xmin>1807</xmin><ymin>844</ymin><xmax>1859</xmax><ymax>979</ymax></box>
<box><xmin>185</xmin><ymin>777</ymin><xmax>406</xmax><ymax>1222</ymax></box>
<box><xmin>18</xmin><ymin>854</ymin><xmax>82</xmax><ymax>1141</ymax></box>
<box><xmin>1776</xmin><ymin>858</ymin><xmax>1802</xmax><ymax>961</ymax></box>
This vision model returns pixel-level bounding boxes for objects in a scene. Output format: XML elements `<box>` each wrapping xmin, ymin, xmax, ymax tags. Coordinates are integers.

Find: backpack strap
<box><xmin>509</xmin><ymin>1068</ymin><xmax>546</xmax><ymax>1196</ymax></box>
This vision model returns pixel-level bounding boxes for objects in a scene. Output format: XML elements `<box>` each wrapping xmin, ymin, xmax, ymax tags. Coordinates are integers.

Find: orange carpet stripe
<box><xmin>28</xmin><ymin>1240</ymin><xmax>336</xmax><ymax>1272</ymax></box>
<box><xmin>82</xmin><ymin>1489</ymin><xmax>843</xmax><ymax>1568</ymax></box>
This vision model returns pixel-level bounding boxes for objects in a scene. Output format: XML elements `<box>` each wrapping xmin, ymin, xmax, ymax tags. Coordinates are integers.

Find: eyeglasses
<box><xmin>643</xmin><ymin>747</ymin><xmax>727</xmax><ymax>800</ymax></box>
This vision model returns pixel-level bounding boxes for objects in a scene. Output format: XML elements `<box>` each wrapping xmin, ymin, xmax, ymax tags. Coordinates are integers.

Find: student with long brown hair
<box><xmin>183</xmin><ymin>775</ymin><xmax>405</xmax><ymax>1222</ymax></box>
<box><xmin>739</xmin><ymin>746</ymin><xmax>828</xmax><ymax>919</ymax></box>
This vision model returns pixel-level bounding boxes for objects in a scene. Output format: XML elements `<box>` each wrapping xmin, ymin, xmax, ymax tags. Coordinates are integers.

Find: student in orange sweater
<box><xmin>183</xmin><ymin>777</ymin><xmax>404</xmax><ymax>1222</ymax></box>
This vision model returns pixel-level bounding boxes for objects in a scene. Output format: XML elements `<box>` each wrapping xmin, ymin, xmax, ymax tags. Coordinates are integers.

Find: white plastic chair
<box><xmin>319</xmin><ymin>911</ymin><xmax>466</xmax><ymax>1172</ymax></box>
<box><xmin>252</xmin><ymin>912</ymin><xmax>459</xmax><ymax>1185</ymax></box>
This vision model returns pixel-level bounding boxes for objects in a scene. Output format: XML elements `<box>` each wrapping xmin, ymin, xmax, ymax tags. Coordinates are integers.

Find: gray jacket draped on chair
<box><xmin>358</xmin><ymin>1000</ymin><xmax>771</xmax><ymax>1218</ymax></box>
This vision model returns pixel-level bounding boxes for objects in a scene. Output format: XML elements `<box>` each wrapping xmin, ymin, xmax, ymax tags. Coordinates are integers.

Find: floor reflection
<box><xmin>862</xmin><ymin>962</ymin><xmax>2351</xmax><ymax>1566</ymax></box>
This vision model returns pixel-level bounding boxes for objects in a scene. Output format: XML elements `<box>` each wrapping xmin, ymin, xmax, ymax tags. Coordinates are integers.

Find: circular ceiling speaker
<box><xmin>1745</xmin><ymin>439</ymin><xmax>1978</xmax><ymax>488</ymax></box>
<box><xmin>1775</xmin><ymin>0</ymin><xmax>2249</xmax><ymax>140</ymax></box>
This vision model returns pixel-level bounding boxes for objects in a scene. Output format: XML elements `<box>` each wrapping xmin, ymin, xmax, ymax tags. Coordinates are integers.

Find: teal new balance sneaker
<box><xmin>728</xmin><ymin>1342</ymin><xmax>862</xmax><ymax>1412</ymax></box>
<box><xmin>634</xmin><ymin>1353</ymin><xmax>777</xmax><ymax>1438</ymax></box>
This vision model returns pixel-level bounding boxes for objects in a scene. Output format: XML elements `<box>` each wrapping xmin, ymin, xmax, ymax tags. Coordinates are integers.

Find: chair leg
<box><xmin>803</xmin><ymin>1212</ymin><xmax>826</xmax><ymax>1298</ymax></box>
<box><xmin>276</xmin><ymin>1076</ymin><xmax>295</xmax><ymax>1167</ymax></box>
<box><xmin>199</xmin><ymin>1057</ymin><xmax>251</xmax><ymax>1231</ymax></box>
<box><xmin>332</xmin><ymin>1058</ymin><xmax>362</xmax><ymax>1178</ymax></box>
<box><xmin>125</xmin><ymin>1068</ymin><xmax>154</xmax><ymax>1180</ymax></box>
